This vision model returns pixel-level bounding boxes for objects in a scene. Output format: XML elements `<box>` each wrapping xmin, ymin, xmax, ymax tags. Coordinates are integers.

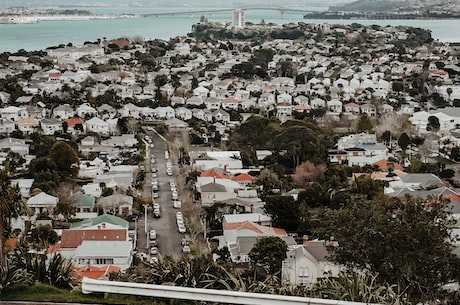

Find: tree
<box><xmin>48</xmin><ymin>141</ymin><xmax>79</xmax><ymax>179</ymax></box>
<box><xmin>0</xmin><ymin>170</ymin><xmax>25</xmax><ymax>267</ymax></box>
<box><xmin>248</xmin><ymin>236</ymin><xmax>287</xmax><ymax>275</ymax></box>
<box><xmin>316</xmin><ymin>196</ymin><xmax>460</xmax><ymax>302</ymax></box>
<box><xmin>292</xmin><ymin>161</ymin><xmax>326</xmax><ymax>188</ymax></box>
<box><xmin>356</xmin><ymin>113</ymin><xmax>374</xmax><ymax>132</ymax></box>
<box><xmin>264</xmin><ymin>195</ymin><xmax>300</xmax><ymax>232</ymax></box>
<box><xmin>427</xmin><ymin>115</ymin><xmax>440</xmax><ymax>132</ymax></box>
<box><xmin>397</xmin><ymin>132</ymin><xmax>410</xmax><ymax>152</ymax></box>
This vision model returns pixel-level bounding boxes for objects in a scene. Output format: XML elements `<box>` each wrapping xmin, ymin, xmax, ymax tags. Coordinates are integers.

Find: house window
<box><xmin>298</xmin><ymin>266</ymin><xmax>310</xmax><ymax>277</ymax></box>
<box><xmin>95</xmin><ymin>258</ymin><xmax>114</xmax><ymax>264</ymax></box>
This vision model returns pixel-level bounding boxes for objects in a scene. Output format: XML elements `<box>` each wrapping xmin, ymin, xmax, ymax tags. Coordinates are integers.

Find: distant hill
<box><xmin>329</xmin><ymin>0</ymin><xmax>457</xmax><ymax>12</ymax></box>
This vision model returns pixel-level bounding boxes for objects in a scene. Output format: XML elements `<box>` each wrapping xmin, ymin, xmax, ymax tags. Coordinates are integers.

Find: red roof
<box><xmin>65</xmin><ymin>117</ymin><xmax>85</xmax><ymax>127</ymax></box>
<box><xmin>224</xmin><ymin>221</ymin><xmax>287</xmax><ymax>236</ymax></box>
<box><xmin>222</xmin><ymin>97</ymin><xmax>238</xmax><ymax>104</ymax></box>
<box><xmin>61</xmin><ymin>229</ymin><xmax>127</xmax><ymax>249</ymax></box>
<box><xmin>233</xmin><ymin>173</ymin><xmax>254</xmax><ymax>182</ymax></box>
<box><xmin>373</xmin><ymin>159</ymin><xmax>403</xmax><ymax>171</ymax></box>
<box><xmin>5</xmin><ymin>237</ymin><xmax>18</xmax><ymax>252</ymax></box>
<box><xmin>73</xmin><ymin>265</ymin><xmax>121</xmax><ymax>280</ymax></box>
<box><xmin>200</xmin><ymin>168</ymin><xmax>232</xmax><ymax>180</ymax></box>
<box><xmin>47</xmin><ymin>243</ymin><xmax>61</xmax><ymax>254</ymax></box>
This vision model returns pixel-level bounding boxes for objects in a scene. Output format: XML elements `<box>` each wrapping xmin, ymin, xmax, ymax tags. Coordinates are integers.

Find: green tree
<box><xmin>48</xmin><ymin>141</ymin><xmax>79</xmax><ymax>179</ymax></box>
<box><xmin>398</xmin><ymin>132</ymin><xmax>410</xmax><ymax>152</ymax></box>
<box><xmin>356</xmin><ymin>113</ymin><xmax>374</xmax><ymax>132</ymax></box>
<box><xmin>273</xmin><ymin>125</ymin><xmax>324</xmax><ymax>167</ymax></box>
<box><xmin>316</xmin><ymin>196</ymin><xmax>460</xmax><ymax>302</ymax></box>
<box><xmin>264</xmin><ymin>195</ymin><xmax>300</xmax><ymax>232</ymax></box>
<box><xmin>427</xmin><ymin>115</ymin><xmax>440</xmax><ymax>132</ymax></box>
<box><xmin>248</xmin><ymin>236</ymin><xmax>287</xmax><ymax>275</ymax></box>
<box><xmin>0</xmin><ymin>170</ymin><xmax>25</xmax><ymax>267</ymax></box>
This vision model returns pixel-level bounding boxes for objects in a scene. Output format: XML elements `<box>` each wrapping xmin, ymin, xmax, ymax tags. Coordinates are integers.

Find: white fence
<box><xmin>82</xmin><ymin>277</ymin><xmax>382</xmax><ymax>305</ymax></box>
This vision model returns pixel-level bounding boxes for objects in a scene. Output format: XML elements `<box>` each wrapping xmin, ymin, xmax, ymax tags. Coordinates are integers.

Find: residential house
<box><xmin>100</xmin><ymin>134</ymin><xmax>138</xmax><ymax>147</ymax></box>
<box><xmin>0</xmin><ymin>137</ymin><xmax>30</xmax><ymax>156</ymax></box>
<box><xmin>97</xmin><ymin>194</ymin><xmax>133</xmax><ymax>216</ymax></box>
<box><xmin>164</xmin><ymin>118</ymin><xmax>189</xmax><ymax>133</ymax></box>
<box><xmin>282</xmin><ymin>238</ymin><xmax>340</xmax><ymax>287</ymax></box>
<box><xmin>175</xmin><ymin>107</ymin><xmax>192</xmax><ymax>121</ymax></box>
<box><xmin>86</xmin><ymin>117</ymin><xmax>109</xmax><ymax>135</ymax></box>
<box><xmin>1</xmin><ymin>106</ymin><xmax>22</xmax><ymax>121</ymax></box>
<box><xmin>64</xmin><ymin>117</ymin><xmax>85</xmax><ymax>134</ymax></box>
<box><xmin>72</xmin><ymin>240</ymin><xmax>133</xmax><ymax>271</ymax></box>
<box><xmin>40</xmin><ymin>118</ymin><xmax>63</xmax><ymax>135</ymax></box>
<box><xmin>192</xmin><ymin>151</ymin><xmax>243</xmax><ymax>171</ymax></box>
<box><xmin>0</xmin><ymin>119</ymin><xmax>15</xmax><ymax>135</ymax></box>
<box><xmin>98</xmin><ymin>104</ymin><xmax>117</xmax><ymax>119</ymax></box>
<box><xmin>77</xmin><ymin>103</ymin><xmax>98</xmax><ymax>118</ymax></box>
<box><xmin>360</xmin><ymin>103</ymin><xmax>377</xmax><ymax>116</ymax></box>
<box><xmin>344</xmin><ymin>102</ymin><xmax>360</xmax><ymax>114</ymax></box>
<box><xmin>53</xmin><ymin>104</ymin><xmax>74</xmax><ymax>119</ymax></box>
<box><xmin>216</xmin><ymin>220</ymin><xmax>295</xmax><ymax>263</ymax></box>
<box><xmin>213</xmin><ymin>108</ymin><xmax>230</xmax><ymax>123</ymax></box>
<box><xmin>327</xmin><ymin>99</ymin><xmax>342</xmax><ymax>114</ymax></box>
<box><xmin>192</xmin><ymin>108</ymin><xmax>212</xmax><ymax>122</ymax></box>
<box><xmin>27</xmin><ymin>192</ymin><xmax>59</xmax><ymax>218</ymax></box>
<box><xmin>70</xmin><ymin>191</ymin><xmax>97</xmax><ymax>219</ymax></box>
<box><xmin>204</xmin><ymin>97</ymin><xmax>221</xmax><ymax>111</ymax></box>
<box><xmin>199</xmin><ymin>182</ymin><xmax>237</xmax><ymax>206</ymax></box>
<box><xmin>154</xmin><ymin>106</ymin><xmax>175</xmax><ymax>119</ymax></box>
<box><xmin>310</xmin><ymin>98</ymin><xmax>325</xmax><ymax>109</ymax></box>
<box><xmin>222</xmin><ymin>96</ymin><xmax>239</xmax><ymax>110</ymax></box>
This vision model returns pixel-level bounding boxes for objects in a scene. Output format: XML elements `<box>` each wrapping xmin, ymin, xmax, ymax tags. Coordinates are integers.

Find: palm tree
<box><xmin>0</xmin><ymin>169</ymin><xmax>26</xmax><ymax>267</ymax></box>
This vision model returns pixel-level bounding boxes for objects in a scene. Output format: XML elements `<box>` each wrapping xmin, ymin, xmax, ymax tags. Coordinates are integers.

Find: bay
<box><xmin>0</xmin><ymin>6</ymin><xmax>459</xmax><ymax>53</ymax></box>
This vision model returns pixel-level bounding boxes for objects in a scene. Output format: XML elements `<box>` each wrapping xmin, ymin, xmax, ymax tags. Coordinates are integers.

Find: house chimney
<box><xmin>101</xmin><ymin>223</ymin><xmax>106</xmax><ymax>229</ymax></box>
<box><xmin>303</xmin><ymin>235</ymin><xmax>309</xmax><ymax>247</ymax></box>
<box><xmin>97</xmin><ymin>225</ymin><xmax>101</xmax><ymax>230</ymax></box>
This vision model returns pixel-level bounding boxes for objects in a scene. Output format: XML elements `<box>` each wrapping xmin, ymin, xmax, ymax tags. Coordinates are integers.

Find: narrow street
<box><xmin>136</xmin><ymin>130</ymin><xmax>184</xmax><ymax>261</ymax></box>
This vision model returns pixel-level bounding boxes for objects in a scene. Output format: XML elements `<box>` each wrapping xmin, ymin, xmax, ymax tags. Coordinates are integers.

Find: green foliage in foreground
<box><xmin>0</xmin><ymin>283</ymin><xmax>165</xmax><ymax>304</ymax></box>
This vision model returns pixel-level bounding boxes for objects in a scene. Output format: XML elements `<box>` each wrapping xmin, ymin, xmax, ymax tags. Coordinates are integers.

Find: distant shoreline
<box><xmin>0</xmin><ymin>14</ymin><xmax>139</xmax><ymax>24</ymax></box>
<box><xmin>303</xmin><ymin>12</ymin><xmax>460</xmax><ymax>20</ymax></box>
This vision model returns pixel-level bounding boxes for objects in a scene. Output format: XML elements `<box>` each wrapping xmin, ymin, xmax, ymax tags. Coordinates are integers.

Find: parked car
<box><xmin>182</xmin><ymin>245</ymin><xmax>190</xmax><ymax>253</ymax></box>
<box><xmin>178</xmin><ymin>224</ymin><xmax>186</xmax><ymax>233</ymax></box>
<box><xmin>150</xmin><ymin>247</ymin><xmax>158</xmax><ymax>255</ymax></box>
<box><xmin>173</xmin><ymin>200</ymin><xmax>181</xmax><ymax>209</ymax></box>
<box><xmin>149</xmin><ymin>229</ymin><xmax>157</xmax><ymax>240</ymax></box>
<box><xmin>150</xmin><ymin>256</ymin><xmax>159</xmax><ymax>264</ymax></box>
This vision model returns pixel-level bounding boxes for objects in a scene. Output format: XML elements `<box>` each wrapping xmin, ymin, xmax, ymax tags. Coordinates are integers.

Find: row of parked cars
<box><xmin>149</xmin><ymin>228</ymin><xmax>159</xmax><ymax>264</ymax></box>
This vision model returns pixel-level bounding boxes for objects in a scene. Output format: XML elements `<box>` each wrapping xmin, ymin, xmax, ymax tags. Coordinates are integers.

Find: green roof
<box><xmin>70</xmin><ymin>214</ymin><xmax>128</xmax><ymax>229</ymax></box>
<box><xmin>71</xmin><ymin>192</ymin><xmax>95</xmax><ymax>208</ymax></box>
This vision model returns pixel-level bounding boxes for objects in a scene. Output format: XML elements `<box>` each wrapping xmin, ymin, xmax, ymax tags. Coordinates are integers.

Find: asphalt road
<box><xmin>136</xmin><ymin>130</ymin><xmax>184</xmax><ymax>261</ymax></box>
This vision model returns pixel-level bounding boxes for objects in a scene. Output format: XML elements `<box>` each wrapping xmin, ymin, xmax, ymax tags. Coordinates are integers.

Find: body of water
<box><xmin>0</xmin><ymin>6</ymin><xmax>459</xmax><ymax>53</ymax></box>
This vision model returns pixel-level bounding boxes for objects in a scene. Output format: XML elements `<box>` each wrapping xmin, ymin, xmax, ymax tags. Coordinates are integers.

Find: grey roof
<box><xmin>71</xmin><ymin>214</ymin><xmax>128</xmax><ymax>229</ymax></box>
<box><xmin>400</xmin><ymin>173</ymin><xmax>444</xmax><ymax>188</ymax></box>
<box><xmin>304</xmin><ymin>242</ymin><xmax>329</xmax><ymax>262</ymax></box>
<box><xmin>200</xmin><ymin>182</ymin><xmax>227</xmax><ymax>192</ymax></box>
<box><xmin>73</xmin><ymin>240</ymin><xmax>132</xmax><ymax>257</ymax></box>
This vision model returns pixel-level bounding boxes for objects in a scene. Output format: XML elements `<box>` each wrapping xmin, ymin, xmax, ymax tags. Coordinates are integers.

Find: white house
<box><xmin>282</xmin><ymin>239</ymin><xmax>340</xmax><ymax>287</ymax></box>
<box><xmin>27</xmin><ymin>192</ymin><xmax>59</xmax><ymax>217</ymax></box>
<box><xmin>40</xmin><ymin>118</ymin><xmax>63</xmax><ymax>135</ymax></box>
<box><xmin>86</xmin><ymin>117</ymin><xmax>109</xmax><ymax>134</ymax></box>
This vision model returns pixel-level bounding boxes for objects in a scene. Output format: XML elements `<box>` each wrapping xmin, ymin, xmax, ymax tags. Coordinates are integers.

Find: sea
<box><xmin>0</xmin><ymin>6</ymin><xmax>460</xmax><ymax>53</ymax></box>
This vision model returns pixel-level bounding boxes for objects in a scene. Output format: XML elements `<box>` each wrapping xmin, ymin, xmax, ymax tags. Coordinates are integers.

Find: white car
<box><xmin>178</xmin><ymin>224</ymin><xmax>186</xmax><ymax>233</ymax></box>
<box><xmin>149</xmin><ymin>229</ymin><xmax>157</xmax><ymax>240</ymax></box>
<box><xmin>150</xmin><ymin>256</ymin><xmax>159</xmax><ymax>264</ymax></box>
<box><xmin>172</xmin><ymin>190</ymin><xmax>178</xmax><ymax>200</ymax></box>
<box><xmin>182</xmin><ymin>245</ymin><xmax>190</xmax><ymax>253</ymax></box>
<box><xmin>150</xmin><ymin>247</ymin><xmax>158</xmax><ymax>255</ymax></box>
<box><xmin>153</xmin><ymin>203</ymin><xmax>160</xmax><ymax>210</ymax></box>
<box><xmin>173</xmin><ymin>200</ymin><xmax>181</xmax><ymax>209</ymax></box>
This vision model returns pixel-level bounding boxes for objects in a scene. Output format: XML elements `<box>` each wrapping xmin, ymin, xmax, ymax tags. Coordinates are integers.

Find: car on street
<box><xmin>182</xmin><ymin>245</ymin><xmax>190</xmax><ymax>253</ymax></box>
<box><xmin>172</xmin><ymin>190</ymin><xmax>178</xmax><ymax>200</ymax></box>
<box><xmin>153</xmin><ymin>192</ymin><xmax>159</xmax><ymax>199</ymax></box>
<box><xmin>150</xmin><ymin>247</ymin><xmax>158</xmax><ymax>255</ymax></box>
<box><xmin>173</xmin><ymin>200</ymin><xmax>181</xmax><ymax>209</ymax></box>
<box><xmin>149</xmin><ymin>229</ymin><xmax>157</xmax><ymax>240</ymax></box>
<box><xmin>150</xmin><ymin>256</ymin><xmax>159</xmax><ymax>264</ymax></box>
<box><xmin>178</xmin><ymin>224</ymin><xmax>186</xmax><ymax>233</ymax></box>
